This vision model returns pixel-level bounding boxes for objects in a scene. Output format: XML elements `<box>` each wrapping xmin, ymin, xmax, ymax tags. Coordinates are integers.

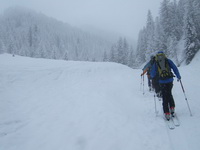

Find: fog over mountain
<box><xmin>0</xmin><ymin>7</ymin><xmax>116</xmax><ymax>61</ymax></box>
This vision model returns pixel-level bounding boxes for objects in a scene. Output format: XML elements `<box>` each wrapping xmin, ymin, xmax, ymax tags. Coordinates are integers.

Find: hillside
<box><xmin>0</xmin><ymin>7</ymin><xmax>114</xmax><ymax>61</ymax></box>
<box><xmin>0</xmin><ymin>53</ymin><xmax>200</xmax><ymax>150</ymax></box>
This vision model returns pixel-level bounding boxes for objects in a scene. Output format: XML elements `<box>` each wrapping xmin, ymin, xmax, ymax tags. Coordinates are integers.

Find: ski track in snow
<box><xmin>0</xmin><ymin>53</ymin><xmax>200</xmax><ymax>150</ymax></box>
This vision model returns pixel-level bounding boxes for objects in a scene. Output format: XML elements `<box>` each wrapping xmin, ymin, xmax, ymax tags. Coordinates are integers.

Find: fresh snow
<box><xmin>0</xmin><ymin>53</ymin><xmax>200</xmax><ymax>150</ymax></box>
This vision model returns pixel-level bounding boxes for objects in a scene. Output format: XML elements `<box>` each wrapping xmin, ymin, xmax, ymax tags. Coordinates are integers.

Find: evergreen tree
<box><xmin>135</xmin><ymin>28</ymin><xmax>147</xmax><ymax>65</ymax></box>
<box><xmin>109</xmin><ymin>45</ymin><xmax>117</xmax><ymax>62</ymax></box>
<box><xmin>184</xmin><ymin>0</ymin><xmax>200</xmax><ymax>64</ymax></box>
<box><xmin>64</xmin><ymin>51</ymin><xmax>68</xmax><ymax>61</ymax></box>
<box><xmin>103</xmin><ymin>51</ymin><xmax>108</xmax><ymax>62</ymax></box>
<box><xmin>193</xmin><ymin>0</ymin><xmax>200</xmax><ymax>50</ymax></box>
<box><xmin>0</xmin><ymin>39</ymin><xmax>5</xmax><ymax>53</ymax></box>
<box><xmin>146</xmin><ymin>10</ymin><xmax>155</xmax><ymax>59</ymax></box>
<box><xmin>116</xmin><ymin>37</ymin><xmax>124</xmax><ymax>64</ymax></box>
<box><xmin>172</xmin><ymin>0</ymin><xmax>183</xmax><ymax>41</ymax></box>
<box><xmin>154</xmin><ymin>17</ymin><xmax>165</xmax><ymax>52</ymax></box>
<box><xmin>122</xmin><ymin>38</ymin><xmax>129</xmax><ymax>65</ymax></box>
<box><xmin>128</xmin><ymin>47</ymin><xmax>135</xmax><ymax>68</ymax></box>
<box><xmin>159</xmin><ymin>0</ymin><xmax>172</xmax><ymax>54</ymax></box>
<box><xmin>160</xmin><ymin>0</ymin><xmax>172</xmax><ymax>37</ymax></box>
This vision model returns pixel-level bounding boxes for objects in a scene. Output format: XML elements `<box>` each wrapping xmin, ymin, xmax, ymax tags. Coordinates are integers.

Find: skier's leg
<box><xmin>167</xmin><ymin>82</ymin><xmax>175</xmax><ymax>110</ymax></box>
<box><xmin>161</xmin><ymin>83</ymin><xmax>170</xmax><ymax>113</ymax></box>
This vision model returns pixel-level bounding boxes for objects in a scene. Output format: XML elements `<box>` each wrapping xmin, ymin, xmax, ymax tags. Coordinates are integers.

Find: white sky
<box><xmin>0</xmin><ymin>0</ymin><xmax>163</xmax><ymax>40</ymax></box>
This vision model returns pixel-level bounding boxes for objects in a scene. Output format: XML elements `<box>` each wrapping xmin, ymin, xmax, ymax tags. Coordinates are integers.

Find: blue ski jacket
<box><xmin>142</xmin><ymin>61</ymin><xmax>151</xmax><ymax>71</ymax></box>
<box><xmin>150</xmin><ymin>59</ymin><xmax>181</xmax><ymax>84</ymax></box>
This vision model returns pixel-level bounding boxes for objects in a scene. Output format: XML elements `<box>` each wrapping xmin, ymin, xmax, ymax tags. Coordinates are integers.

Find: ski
<box><xmin>163</xmin><ymin>117</ymin><xmax>175</xmax><ymax>130</ymax></box>
<box><xmin>171</xmin><ymin>113</ymin><xmax>180</xmax><ymax>126</ymax></box>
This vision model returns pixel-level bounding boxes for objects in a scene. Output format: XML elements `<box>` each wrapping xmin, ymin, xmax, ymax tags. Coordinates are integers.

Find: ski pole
<box><xmin>154</xmin><ymin>92</ymin><xmax>158</xmax><ymax>116</ymax></box>
<box><xmin>140</xmin><ymin>76</ymin><xmax>142</xmax><ymax>91</ymax></box>
<box><xmin>180</xmin><ymin>79</ymin><xmax>193</xmax><ymax>116</ymax></box>
<box><xmin>143</xmin><ymin>75</ymin><xmax>145</xmax><ymax>95</ymax></box>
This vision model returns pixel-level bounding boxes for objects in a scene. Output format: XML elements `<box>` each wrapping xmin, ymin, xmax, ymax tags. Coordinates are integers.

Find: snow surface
<box><xmin>0</xmin><ymin>53</ymin><xmax>200</xmax><ymax>150</ymax></box>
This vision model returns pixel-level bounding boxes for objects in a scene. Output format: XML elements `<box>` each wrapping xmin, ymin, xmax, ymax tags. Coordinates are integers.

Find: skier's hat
<box><xmin>157</xmin><ymin>51</ymin><xmax>164</xmax><ymax>54</ymax></box>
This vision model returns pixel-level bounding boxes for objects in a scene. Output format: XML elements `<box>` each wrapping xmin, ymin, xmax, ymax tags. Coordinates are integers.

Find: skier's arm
<box><xmin>142</xmin><ymin>61</ymin><xmax>151</xmax><ymax>71</ymax></box>
<box><xmin>150</xmin><ymin>63</ymin><xmax>157</xmax><ymax>78</ymax></box>
<box><xmin>168</xmin><ymin>59</ymin><xmax>181</xmax><ymax>79</ymax></box>
<box><xmin>141</xmin><ymin>68</ymin><xmax>148</xmax><ymax>76</ymax></box>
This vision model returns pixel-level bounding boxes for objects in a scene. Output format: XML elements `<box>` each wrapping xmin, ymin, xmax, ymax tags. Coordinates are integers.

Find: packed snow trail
<box><xmin>0</xmin><ymin>54</ymin><xmax>200</xmax><ymax>150</ymax></box>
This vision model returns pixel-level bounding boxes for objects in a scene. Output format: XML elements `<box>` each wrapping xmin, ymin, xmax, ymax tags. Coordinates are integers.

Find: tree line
<box><xmin>0</xmin><ymin>7</ymin><xmax>137</xmax><ymax>68</ymax></box>
<box><xmin>1</xmin><ymin>1</ymin><xmax>199</xmax><ymax>68</ymax></box>
<box><xmin>135</xmin><ymin>0</ymin><xmax>200</xmax><ymax>66</ymax></box>
<box><xmin>103</xmin><ymin>37</ymin><xmax>136</xmax><ymax>68</ymax></box>
<box><xmin>0</xmin><ymin>7</ymin><xmax>113</xmax><ymax>62</ymax></box>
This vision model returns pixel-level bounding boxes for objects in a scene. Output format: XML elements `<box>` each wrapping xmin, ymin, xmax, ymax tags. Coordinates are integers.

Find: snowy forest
<box><xmin>0</xmin><ymin>0</ymin><xmax>200</xmax><ymax>68</ymax></box>
<box><xmin>136</xmin><ymin>0</ymin><xmax>200</xmax><ymax>66</ymax></box>
<box><xmin>0</xmin><ymin>7</ymin><xmax>135</xmax><ymax>67</ymax></box>
<box><xmin>0</xmin><ymin>7</ymin><xmax>114</xmax><ymax>62</ymax></box>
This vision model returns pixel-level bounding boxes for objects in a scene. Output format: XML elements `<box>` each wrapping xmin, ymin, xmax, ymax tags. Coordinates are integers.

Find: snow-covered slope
<box><xmin>0</xmin><ymin>53</ymin><xmax>200</xmax><ymax>150</ymax></box>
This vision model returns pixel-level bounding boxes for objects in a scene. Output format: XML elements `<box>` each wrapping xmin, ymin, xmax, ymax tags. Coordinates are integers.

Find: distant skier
<box><xmin>150</xmin><ymin>51</ymin><xmax>181</xmax><ymax>120</ymax></box>
<box><xmin>141</xmin><ymin>55</ymin><xmax>155</xmax><ymax>91</ymax></box>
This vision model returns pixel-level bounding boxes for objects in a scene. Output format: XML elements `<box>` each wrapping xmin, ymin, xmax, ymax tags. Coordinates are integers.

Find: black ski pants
<box><xmin>152</xmin><ymin>76</ymin><xmax>161</xmax><ymax>94</ymax></box>
<box><xmin>160</xmin><ymin>82</ymin><xmax>175</xmax><ymax>113</ymax></box>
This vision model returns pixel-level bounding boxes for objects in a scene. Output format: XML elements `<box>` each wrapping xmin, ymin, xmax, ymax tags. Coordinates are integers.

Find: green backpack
<box><xmin>155</xmin><ymin>53</ymin><xmax>173</xmax><ymax>80</ymax></box>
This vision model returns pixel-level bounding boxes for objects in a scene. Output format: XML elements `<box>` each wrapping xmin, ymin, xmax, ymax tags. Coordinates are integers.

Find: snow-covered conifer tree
<box><xmin>135</xmin><ymin>28</ymin><xmax>147</xmax><ymax>65</ymax></box>
<box><xmin>145</xmin><ymin>10</ymin><xmax>155</xmax><ymax>59</ymax></box>
<box><xmin>183</xmin><ymin>0</ymin><xmax>200</xmax><ymax>64</ymax></box>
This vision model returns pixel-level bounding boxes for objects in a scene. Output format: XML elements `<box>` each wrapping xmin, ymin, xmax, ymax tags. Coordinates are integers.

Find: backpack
<box><xmin>155</xmin><ymin>53</ymin><xmax>173</xmax><ymax>80</ymax></box>
<box><xmin>147</xmin><ymin>56</ymin><xmax>155</xmax><ymax>75</ymax></box>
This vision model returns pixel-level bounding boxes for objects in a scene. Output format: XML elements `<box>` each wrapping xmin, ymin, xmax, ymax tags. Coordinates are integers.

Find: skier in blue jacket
<box><xmin>141</xmin><ymin>55</ymin><xmax>155</xmax><ymax>91</ymax></box>
<box><xmin>151</xmin><ymin>51</ymin><xmax>181</xmax><ymax>120</ymax></box>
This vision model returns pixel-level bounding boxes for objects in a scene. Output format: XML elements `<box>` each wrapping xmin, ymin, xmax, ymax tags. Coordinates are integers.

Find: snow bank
<box><xmin>0</xmin><ymin>54</ymin><xmax>200</xmax><ymax>150</ymax></box>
